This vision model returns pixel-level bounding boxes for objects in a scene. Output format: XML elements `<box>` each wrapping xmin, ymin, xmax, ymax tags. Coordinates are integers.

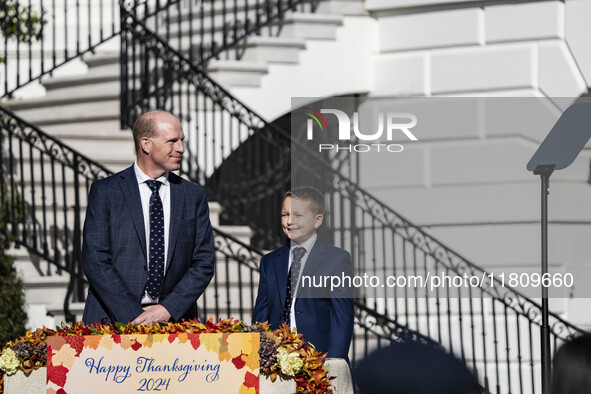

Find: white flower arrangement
<box><xmin>0</xmin><ymin>349</ymin><xmax>19</xmax><ymax>375</ymax></box>
<box><xmin>276</xmin><ymin>346</ymin><xmax>303</xmax><ymax>376</ymax></box>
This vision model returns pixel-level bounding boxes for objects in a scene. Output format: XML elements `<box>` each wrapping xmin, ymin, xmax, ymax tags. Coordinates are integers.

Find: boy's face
<box><xmin>281</xmin><ymin>196</ymin><xmax>323</xmax><ymax>245</ymax></box>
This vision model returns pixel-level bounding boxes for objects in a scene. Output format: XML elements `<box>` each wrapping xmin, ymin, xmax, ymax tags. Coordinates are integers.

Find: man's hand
<box><xmin>131</xmin><ymin>305</ymin><xmax>171</xmax><ymax>326</ymax></box>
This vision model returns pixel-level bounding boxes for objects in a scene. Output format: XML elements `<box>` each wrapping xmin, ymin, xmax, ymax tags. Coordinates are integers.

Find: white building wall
<box><xmin>232</xmin><ymin>0</ymin><xmax>591</xmax><ymax>330</ymax></box>
<box><xmin>359</xmin><ymin>0</ymin><xmax>591</xmax><ymax>330</ymax></box>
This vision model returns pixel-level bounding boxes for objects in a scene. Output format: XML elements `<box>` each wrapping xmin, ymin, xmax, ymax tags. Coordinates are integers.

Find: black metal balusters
<box><xmin>1</xmin><ymin>0</ymin><xmax>120</xmax><ymax>98</ymax></box>
<box><xmin>0</xmin><ymin>107</ymin><xmax>110</xmax><ymax>320</ymax></box>
<box><xmin>118</xmin><ymin>9</ymin><xmax>588</xmax><ymax>392</ymax></box>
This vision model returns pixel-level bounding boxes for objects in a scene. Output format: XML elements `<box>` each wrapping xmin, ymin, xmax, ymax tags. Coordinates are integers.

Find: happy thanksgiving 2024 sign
<box><xmin>46</xmin><ymin>333</ymin><xmax>260</xmax><ymax>393</ymax></box>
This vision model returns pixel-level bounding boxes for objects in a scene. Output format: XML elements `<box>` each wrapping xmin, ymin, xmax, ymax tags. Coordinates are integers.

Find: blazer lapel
<box><xmin>166</xmin><ymin>173</ymin><xmax>184</xmax><ymax>272</ymax></box>
<box><xmin>274</xmin><ymin>246</ymin><xmax>289</xmax><ymax>309</ymax></box>
<box><xmin>119</xmin><ymin>166</ymin><xmax>147</xmax><ymax>260</ymax></box>
<box><xmin>297</xmin><ymin>238</ymin><xmax>327</xmax><ymax>297</ymax></box>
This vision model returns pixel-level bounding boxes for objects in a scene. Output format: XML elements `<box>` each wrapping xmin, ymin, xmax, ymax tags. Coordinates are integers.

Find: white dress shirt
<box><xmin>134</xmin><ymin>162</ymin><xmax>171</xmax><ymax>304</ymax></box>
<box><xmin>288</xmin><ymin>234</ymin><xmax>317</xmax><ymax>329</ymax></box>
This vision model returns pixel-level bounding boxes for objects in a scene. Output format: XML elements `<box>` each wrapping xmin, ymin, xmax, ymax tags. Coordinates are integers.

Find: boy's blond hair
<box><xmin>284</xmin><ymin>186</ymin><xmax>325</xmax><ymax>215</ymax></box>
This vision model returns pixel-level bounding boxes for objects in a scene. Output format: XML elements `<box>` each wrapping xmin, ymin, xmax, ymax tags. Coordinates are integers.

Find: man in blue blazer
<box><xmin>82</xmin><ymin>111</ymin><xmax>215</xmax><ymax>325</ymax></box>
<box><xmin>252</xmin><ymin>187</ymin><xmax>354</xmax><ymax>359</ymax></box>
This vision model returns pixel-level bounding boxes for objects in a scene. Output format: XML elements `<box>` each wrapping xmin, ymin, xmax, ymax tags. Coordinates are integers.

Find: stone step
<box><xmin>3</xmin><ymin>50</ymin><xmax>121</xmax><ymax>120</ymax></box>
<box><xmin>164</xmin><ymin>2</ymin><xmax>341</xmax><ymax>36</ymax></box>
<box><xmin>5</xmin><ymin>143</ymin><xmax>131</xmax><ymax>171</ymax></box>
<box><xmin>164</xmin><ymin>11</ymin><xmax>340</xmax><ymax>64</ymax></box>
<box><xmin>21</xmin><ymin>274</ymin><xmax>70</xmax><ymax>305</ymax></box>
<box><xmin>45</xmin><ymin>137</ymin><xmax>134</xmax><ymax>162</ymax></box>
<box><xmin>39</xmin><ymin>59</ymin><xmax>127</xmax><ymax>103</ymax></box>
<box><xmin>280</xmin><ymin>12</ymin><xmax>343</xmax><ymax>40</ymax></box>
<box><xmin>82</xmin><ymin>50</ymin><xmax>121</xmax><ymax>72</ymax></box>
<box><xmin>169</xmin><ymin>34</ymin><xmax>307</xmax><ymax>65</ymax></box>
<box><xmin>6</xmin><ymin>83</ymin><xmax>119</xmax><ymax>110</ymax></box>
<box><xmin>164</xmin><ymin>11</ymin><xmax>303</xmax><ymax>44</ymax></box>
<box><xmin>9</xmin><ymin>135</ymin><xmax>134</xmax><ymax>162</ymax></box>
<box><xmin>47</xmin><ymin>302</ymin><xmax>87</xmax><ymax>326</ymax></box>
<box><xmin>7</xmin><ymin>97</ymin><xmax>119</xmax><ymax>126</ymax></box>
<box><xmin>241</xmin><ymin>36</ymin><xmax>307</xmax><ymax>64</ymax></box>
<box><xmin>2</xmin><ymin>121</ymin><xmax>130</xmax><ymax>174</ymax></box>
<box><xmin>207</xmin><ymin>60</ymin><xmax>268</xmax><ymax>87</ymax></box>
<box><xmin>42</xmin><ymin>68</ymin><xmax>119</xmax><ymax>91</ymax></box>
<box><xmin>41</xmin><ymin>119</ymin><xmax>128</xmax><ymax>139</ymax></box>
<box><xmin>165</xmin><ymin>0</ymin><xmax>289</xmax><ymax>23</ymax></box>
<box><xmin>42</xmin><ymin>79</ymin><xmax>121</xmax><ymax>103</ymax></box>
<box><xmin>13</xmin><ymin>253</ymin><xmax>67</xmax><ymax>278</ymax></box>
<box><xmin>8</xmin><ymin>60</ymin><xmax>120</xmax><ymax>107</ymax></box>
<box><xmin>314</xmin><ymin>0</ymin><xmax>367</xmax><ymax>16</ymax></box>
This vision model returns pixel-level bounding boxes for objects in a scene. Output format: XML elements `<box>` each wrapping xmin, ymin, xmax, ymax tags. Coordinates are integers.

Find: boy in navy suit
<box><xmin>253</xmin><ymin>186</ymin><xmax>354</xmax><ymax>359</ymax></box>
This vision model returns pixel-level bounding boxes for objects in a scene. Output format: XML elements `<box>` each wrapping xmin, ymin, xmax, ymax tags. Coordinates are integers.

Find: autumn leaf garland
<box><xmin>0</xmin><ymin>318</ymin><xmax>334</xmax><ymax>394</ymax></box>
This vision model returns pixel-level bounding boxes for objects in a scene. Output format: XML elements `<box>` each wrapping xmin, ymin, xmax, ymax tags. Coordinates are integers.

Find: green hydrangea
<box><xmin>0</xmin><ymin>348</ymin><xmax>20</xmax><ymax>375</ymax></box>
<box><xmin>276</xmin><ymin>346</ymin><xmax>303</xmax><ymax>376</ymax></box>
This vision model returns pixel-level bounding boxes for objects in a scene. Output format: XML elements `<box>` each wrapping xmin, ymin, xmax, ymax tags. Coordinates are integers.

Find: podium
<box><xmin>3</xmin><ymin>332</ymin><xmax>353</xmax><ymax>393</ymax></box>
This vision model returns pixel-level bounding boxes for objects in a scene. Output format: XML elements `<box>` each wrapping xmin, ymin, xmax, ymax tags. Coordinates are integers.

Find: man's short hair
<box><xmin>132</xmin><ymin>110</ymin><xmax>171</xmax><ymax>153</ymax></box>
<box><xmin>284</xmin><ymin>186</ymin><xmax>325</xmax><ymax>215</ymax></box>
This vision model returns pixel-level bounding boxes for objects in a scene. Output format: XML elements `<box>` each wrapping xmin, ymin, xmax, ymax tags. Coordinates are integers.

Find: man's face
<box><xmin>144</xmin><ymin>113</ymin><xmax>185</xmax><ymax>173</ymax></box>
<box><xmin>281</xmin><ymin>196</ymin><xmax>323</xmax><ymax>245</ymax></box>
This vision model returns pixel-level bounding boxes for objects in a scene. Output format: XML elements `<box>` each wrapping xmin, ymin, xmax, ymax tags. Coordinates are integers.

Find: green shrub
<box><xmin>0</xmin><ymin>0</ymin><xmax>45</xmax><ymax>63</ymax></box>
<box><xmin>0</xmin><ymin>132</ymin><xmax>28</xmax><ymax>346</ymax></box>
<box><xmin>0</xmin><ymin>219</ymin><xmax>27</xmax><ymax>347</ymax></box>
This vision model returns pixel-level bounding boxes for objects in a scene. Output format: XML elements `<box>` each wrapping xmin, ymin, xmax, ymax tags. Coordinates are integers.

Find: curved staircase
<box><xmin>2</xmin><ymin>2</ymin><xmax>589</xmax><ymax>394</ymax></box>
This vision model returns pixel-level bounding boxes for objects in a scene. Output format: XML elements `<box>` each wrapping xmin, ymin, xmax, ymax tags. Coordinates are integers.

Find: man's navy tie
<box><xmin>282</xmin><ymin>246</ymin><xmax>306</xmax><ymax>325</ymax></box>
<box><xmin>145</xmin><ymin>179</ymin><xmax>164</xmax><ymax>300</ymax></box>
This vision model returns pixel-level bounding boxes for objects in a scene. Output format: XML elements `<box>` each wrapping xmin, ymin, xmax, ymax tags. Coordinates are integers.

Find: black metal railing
<box><xmin>204</xmin><ymin>226</ymin><xmax>439</xmax><ymax>371</ymax></box>
<box><xmin>120</xmin><ymin>11</ymin><xmax>588</xmax><ymax>393</ymax></box>
<box><xmin>126</xmin><ymin>0</ymin><xmax>319</xmax><ymax>67</ymax></box>
<box><xmin>0</xmin><ymin>106</ymin><xmax>110</xmax><ymax>321</ymax></box>
<box><xmin>1</xmin><ymin>0</ymin><xmax>121</xmax><ymax>98</ymax></box>
<box><xmin>3</xmin><ymin>0</ymin><xmax>318</xmax><ymax>98</ymax></box>
<box><xmin>198</xmin><ymin>226</ymin><xmax>263</xmax><ymax>323</ymax></box>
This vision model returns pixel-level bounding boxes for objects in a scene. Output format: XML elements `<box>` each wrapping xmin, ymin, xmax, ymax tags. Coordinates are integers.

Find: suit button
<box><xmin>143</xmin><ymin>266</ymin><xmax>147</xmax><ymax>271</ymax></box>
